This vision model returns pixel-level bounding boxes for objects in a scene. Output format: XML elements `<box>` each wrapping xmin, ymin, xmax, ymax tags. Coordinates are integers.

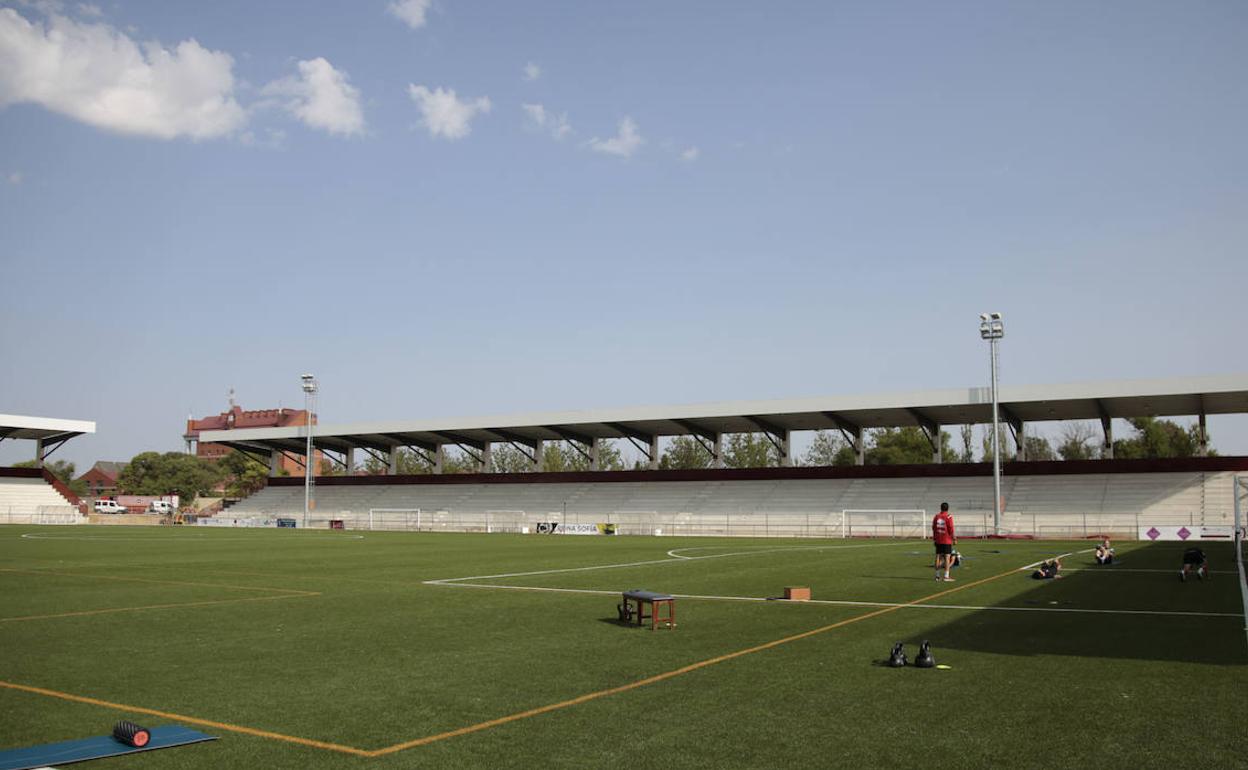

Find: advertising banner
<box><xmin>534</xmin><ymin>522</ymin><xmax>617</xmax><ymax>535</ymax></box>
<box><xmin>1138</xmin><ymin>525</ymin><xmax>1232</xmax><ymax>542</ymax></box>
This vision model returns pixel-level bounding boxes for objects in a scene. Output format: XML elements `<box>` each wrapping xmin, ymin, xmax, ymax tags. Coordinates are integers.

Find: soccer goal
<box><xmin>367</xmin><ymin>508</ymin><xmax>421</xmax><ymax>532</ymax></box>
<box><xmin>841</xmin><ymin>509</ymin><xmax>927</xmax><ymax>538</ymax></box>
<box><xmin>485</xmin><ymin>510</ymin><xmax>526</xmax><ymax>534</ymax></box>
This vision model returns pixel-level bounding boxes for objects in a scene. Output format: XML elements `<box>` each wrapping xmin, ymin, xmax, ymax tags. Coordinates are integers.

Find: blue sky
<box><xmin>1</xmin><ymin>0</ymin><xmax>1246</xmax><ymax>469</ymax></box>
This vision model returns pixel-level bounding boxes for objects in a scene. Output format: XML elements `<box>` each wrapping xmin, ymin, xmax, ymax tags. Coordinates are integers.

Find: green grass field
<box><xmin>2</xmin><ymin>526</ymin><xmax>1245</xmax><ymax>769</ymax></box>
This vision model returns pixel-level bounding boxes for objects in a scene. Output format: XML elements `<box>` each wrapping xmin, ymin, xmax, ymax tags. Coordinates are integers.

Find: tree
<box><xmin>117</xmin><ymin>452</ymin><xmax>221</xmax><ymax>504</ymax></box>
<box><xmin>1057</xmin><ymin>422</ymin><xmax>1100</xmax><ymax>460</ymax></box>
<box><xmin>1113</xmin><ymin>417</ymin><xmax>1211</xmax><ymax>459</ymax></box>
<box><xmin>958</xmin><ymin>425</ymin><xmax>975</xmax><ymax>463</ymax></box>
<box><xmin>659</xmin><ymin>436</ymin><xmax>714</xmax><ymax>470</ymax></box>
<box><xmin>1021</xmin><ymin>435</ymin><xmax>1056</xmax><ymax>461</ymax></box>
<box><xmin>800</xmin><ymin>430</ymin><xmax>857</xmax><ymax>467</ymax></box>
<box><xmin>220</xmin><ymin>450</ymin><xmax>273</xmax><ymax>498</ymax></box>
<box><xmin>15</xmin><ymin>459</ymin><xmax>87</xmax><ymax>496</ymax></box>
<box><xmin>724</xmin><ymin>433</ymin><xmax>781</xmax><ymax>468</ymax></box>
<box><xmin>980</xmin><ymin>426</ymin><xmax>1015</xmax><ymax>464</ymax></box>
<box><xmin>867</xmin><ymin>427</ymin><xmax>958</xmax><ymax>465</ymax></box>
<box><xmin>541</xmin><ymin>440</ymin><xmax>624</xmax><ymax>472</ymax></box>
<box><xmin>359</xmin><ymin>448</ymin><xmax>433</xmax><ymax>475</ymax></box>
<box><xmin>490</xmin><ymin>444</ymin><xmax>534</xmax><ymax>473</ymax></box>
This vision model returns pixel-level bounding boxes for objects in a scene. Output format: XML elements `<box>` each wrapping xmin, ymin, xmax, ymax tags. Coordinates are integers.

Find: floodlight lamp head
<box><xmin>979</xmin><ymin>313</ymin><xmax>990</xmax><ymax>321</ymax></box>
<box><xmin>300</xmin><ymin>373</ymin><xmax>317</xmax><ymax>393</ymax></box>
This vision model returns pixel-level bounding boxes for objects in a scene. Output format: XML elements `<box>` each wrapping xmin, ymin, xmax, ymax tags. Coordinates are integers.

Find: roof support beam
<box><xmin>672</xmin><ymin>420</ymin><xmax>721</xmax><ymax>465</ymax></box>
<box><xmin>543</xmin><ymin>427</ymin><xmax>601</xmax><ymax>468</ymax></box>
<box><xmin>380</xmin><ymin>433</ymin><xmax>436</xmax><ymax>454</ymax></box>
<box><xmin>604</xmin><ymin>422</ymin><xmax>654</xmax><ymax>445</ymax></box>
<box><xmin>823</xmin><ymin>412</ymin><xmax>865</xmax><ymax>465</ymax></box>
<box><xmin>906</xmin><ymin>409</ymin><xmax>942</xmax><ymax>463</ymax></box>
<box><xmin>743</xmin><ymin>416</ymin><xmax>792</xmax><ymax>467</ymax></box>
<box><xmin>999</xmin><ymin>405</ymin><xmax>1025</xmax><ymax>461</ymax></box>
<box><xmin>1096</xmin><ymin>400</ymin><xmax>1114</xmax><ymax>460</ymax></box>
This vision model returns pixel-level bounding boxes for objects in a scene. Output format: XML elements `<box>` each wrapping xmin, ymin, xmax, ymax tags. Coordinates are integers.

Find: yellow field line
<box><xmin>368</xmin><ymin>564</ymin><xmax>1021</xmax><ymax>756</ymax></box>
<box><xmin>0</xmin><ymin>680</ymin><xmax>371</xmax><ymax>757</ymax></box>
<box><xmin>0</xmin><ymin>567</ymin><xmax>318</xmax><ymax>596</ymax></box>
<box><xmin>0</xmin><ymin>592</ymin><xmax>319</xmax><ymax>624</ymax></box>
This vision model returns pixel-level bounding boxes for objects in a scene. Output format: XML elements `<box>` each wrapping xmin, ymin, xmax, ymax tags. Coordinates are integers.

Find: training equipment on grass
<box><xmin>887</xmin><ymin>642</ymin><xmax>907</xmax><ymax>668</ymax></box>
<box><xmin>0</xmin><ymin>724</ymin><xmax>216</xmax><ymax>770</ymax></box>
<box><xmin>784</xmin><ymin>586</ymin><xmax>811</xmax><ymax>601</ymax></box>
<box><xmin>914</xmin><ymin>641</ymin><xmax>935</xmax><ymax>669</ymax></box>
<box><xmin>619</xmin><ymin>590</ymin><xmax>676</xmax><ymax>630</ymax></box>
<box><xmin>112</xmin><ymin>720</ymin><xmax>150</xmax><ymax>747</ymax></box>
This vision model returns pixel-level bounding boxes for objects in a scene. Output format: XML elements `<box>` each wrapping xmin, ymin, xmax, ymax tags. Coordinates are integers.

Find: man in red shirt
<box><xmin>932</xmin><ymin>502</ymin><xmax>956</xmax><ymax>582</ymax></box>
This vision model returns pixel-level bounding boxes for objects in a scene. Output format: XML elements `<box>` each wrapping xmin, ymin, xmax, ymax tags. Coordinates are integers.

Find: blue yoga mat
<box><xmin>0</xmin><ymin>725</ymin><xmax>216</xmax><ymax>770</ymax></box>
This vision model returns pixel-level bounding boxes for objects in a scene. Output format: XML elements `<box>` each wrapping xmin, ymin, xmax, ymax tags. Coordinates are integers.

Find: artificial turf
<box><xmin>1</xmin><ymin>526</ymin><xmax>1244</xmax><ymax>769</ymax></box>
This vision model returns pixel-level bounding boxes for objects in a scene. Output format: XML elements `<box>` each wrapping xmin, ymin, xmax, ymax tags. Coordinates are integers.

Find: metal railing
<box><xmin>186</xmin><ymin>507</ymin><xmax>1235</xmax><ymax>540</ymax></box>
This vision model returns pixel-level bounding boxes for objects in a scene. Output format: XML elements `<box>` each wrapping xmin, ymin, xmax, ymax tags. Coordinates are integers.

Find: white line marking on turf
<box><xmin>429</xmin><ymin>581</ymin><xmax>1241</xmax><ymax>619</ymax></box>
<box><xmin>1020</xmin><ymin>549</ymin><xmax>1086</xmax><ymax>570</ymax></box>
<box><xmin>428</xmin><ymin>541</ymin><xmax>910</xmax><ymax>585</ymax></box>
<box><xmin>1062</xmin><ymin>567</ymin><xmax>1236</xmax><ymax>574</ymax></box>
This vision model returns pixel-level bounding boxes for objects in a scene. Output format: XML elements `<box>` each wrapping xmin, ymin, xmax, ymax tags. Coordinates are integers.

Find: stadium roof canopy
<box><xmin>200</xmin><ymin>374</ymin><xmax>1248</xmax><ymax>461</ymax></box>
<box><xmin>0</xmin><ymin>414</ymin><xmax>96</xmax><ymax>462</ymax></box>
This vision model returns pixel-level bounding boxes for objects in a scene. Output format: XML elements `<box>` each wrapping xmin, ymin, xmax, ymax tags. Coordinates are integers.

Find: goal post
<box><xmin>367</xmin><ymin>508</ymin><xmax>420</xmax><ymax>531</ymax></box>
<box><xmin>841</xmin><ymin>509</ymin><xmax>928</xmax><ymax>539</ymax></box>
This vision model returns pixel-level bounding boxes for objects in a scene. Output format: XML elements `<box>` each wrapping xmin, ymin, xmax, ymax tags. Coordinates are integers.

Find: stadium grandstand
<box><xmin>0</xmin><ymin>414</ymin><xmax>93</xmax><ymax>524</ymax></box>
<box><xmin>204</xmin><ymin>375</ymin><xmax>1248</xmax><ymax>539</ymax></box>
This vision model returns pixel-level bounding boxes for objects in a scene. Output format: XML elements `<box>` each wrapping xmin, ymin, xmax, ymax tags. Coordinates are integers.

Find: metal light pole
<box><xmin>301</xmin><ymin>373</ymin><xmax>318</xmax><ymax>529</ymax></box>
<box><xmin>979</xmin><ymin>313</ymin><xmax>1004</xmax><ymax>536</ymax></box>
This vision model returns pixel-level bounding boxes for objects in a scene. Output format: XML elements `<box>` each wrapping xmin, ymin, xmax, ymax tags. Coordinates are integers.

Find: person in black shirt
<box><xmin>1179</xmin><ymin>547</ymin><xmax>1208</xmax><ymax>581</ymax></box>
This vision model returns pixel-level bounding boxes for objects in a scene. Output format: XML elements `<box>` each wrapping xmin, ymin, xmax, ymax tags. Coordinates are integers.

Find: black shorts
<box><xmin>935</xmin><ymin>543</ymin><xmax>952</xmax><ymax>555</ymax></box>
<box><xmin>1182</xmin><ymin>550</ymin><xmax>1205</xmax><ymax>565</ymax></box>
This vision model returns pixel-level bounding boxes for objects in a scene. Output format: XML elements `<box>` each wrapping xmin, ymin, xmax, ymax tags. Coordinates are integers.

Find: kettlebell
<box><xmin>887</xmin><ymin>642</ymin><xmax>907</xmax><ymax>668</ymax></box>
<box><xmin>914</xmin><ymin>640</ymin><xmax>935</xmax><ymax>669</ymax></box>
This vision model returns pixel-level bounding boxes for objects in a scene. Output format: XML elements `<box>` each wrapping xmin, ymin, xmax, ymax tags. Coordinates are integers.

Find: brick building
<box><xmin>76</xmin><ymin>460</ymin><xmax>125</xmax><ymax>497</ymax></box>
<box><xmin>184</xmin><ymin>403</ymin><xmax>317</xmax><ymax>476</ymax></box>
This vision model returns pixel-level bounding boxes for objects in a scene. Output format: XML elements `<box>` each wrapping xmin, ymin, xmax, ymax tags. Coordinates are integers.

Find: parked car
<box><xmin>93</xmin><ymin>500</ymin><xmax>127</xmax><ymax>514</ymax></box>
<box><xmin>148</xmin><ymin>500</ymin><xmax>175</xmax><ymax>514</ymax></box>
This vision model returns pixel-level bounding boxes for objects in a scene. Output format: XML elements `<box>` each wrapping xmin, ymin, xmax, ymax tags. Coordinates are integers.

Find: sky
<box><xmin>1</xmin><ymin>0</ymin><xmax>1246</xmax><ymax>470</ymax></box>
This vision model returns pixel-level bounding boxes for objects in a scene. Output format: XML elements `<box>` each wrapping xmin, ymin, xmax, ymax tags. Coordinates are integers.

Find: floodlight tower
<box><xmin>301</xmin><ymin>374</ymin><xmax>318</xmax><ymax>529</ymax></box>
<box><xmin>979</xmin><ymin>313</ymin><xmax>1004</xmax><ymax>536</ymax></box>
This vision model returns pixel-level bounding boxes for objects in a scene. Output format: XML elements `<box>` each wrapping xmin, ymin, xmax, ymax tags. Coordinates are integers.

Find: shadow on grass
<box><xmin>909</xmin><ymin>542</ymin><xmax>1246</xmax><ymax>665</ymax></box>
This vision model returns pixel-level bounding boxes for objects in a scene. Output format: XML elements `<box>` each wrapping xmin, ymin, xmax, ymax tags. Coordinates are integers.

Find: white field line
<box><xmin>426</xmin><ymin>541</ymin><xmax>910</xmax><ymax>585</ymax></box>
<box><xmin>1062</xmin><ymin>567</ymin><xmax>1236</xmax><ymax>574</ymax></box>
<box><xmin>430</xmin><ymin>580</ymin><xmax>1240</xmax><ymax>619</ymax></box>
<box><xmin>1020</xmin><ymin>549</ymin><xmax>1085</xmax><ymax>570</ymax></box>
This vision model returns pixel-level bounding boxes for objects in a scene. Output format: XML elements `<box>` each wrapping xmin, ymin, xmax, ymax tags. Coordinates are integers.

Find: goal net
<box><xmin>367</xmin><ymin>508</ymin><xmax>421</xmax><ymax>532</ymax></box>
<box><xmin>841</xmin><ymin>509</ymin><xmax>927</xmax><ymax>539</ymax></box>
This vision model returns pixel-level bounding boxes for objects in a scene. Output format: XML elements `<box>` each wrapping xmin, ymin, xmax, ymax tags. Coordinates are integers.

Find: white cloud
<box><xmin>680</xmin><ymin>146</ymin><xmax>700</xmax><ymax>162</ymax></box>
<box><xmin>388</xmin><ymin>0</ymin><xmax>432</xmax><ymax>30</ymax></box>
<box><xmin>523</xmin><ymin>61</ymin><xmax>540</xmax><ymax>81</ymax></box>
<box><xmin>7</xmin><ymin>171</ymin><xmax>22</xmax><ymax>184</ymax></box>
<box><xmin>261</xmin><ymin>57</ymin><xmax>364</xmax><ymax>137</ymax></box>
<box><xmin>407</xmin><ymin>84</ymin><xmax>490</xmax><ymax>140</ymax></box>
<box><xmin>521</xmin><ymin>102</ymin><xmax>570</xmax><ymax>140</ymax></box>
<box><xmin>0</xmin><ymin>8</ymin><xmax>246</xmax><ymax>140</ymax></box>
<box><xmin>588</xmin><ymin>116</ymin><xmax>642</xmax><ymax>158</ymax></box>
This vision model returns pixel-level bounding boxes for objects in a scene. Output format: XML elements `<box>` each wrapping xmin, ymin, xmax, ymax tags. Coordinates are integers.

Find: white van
<box><xmin>94</xmin><ymin>500</ymin><xmax>126</xmax><ymax>514</ymax></box>
<box><xmin>148</xmin><ymin>500</ymin><xmax>175</xmax><ymax>514</ymax></box>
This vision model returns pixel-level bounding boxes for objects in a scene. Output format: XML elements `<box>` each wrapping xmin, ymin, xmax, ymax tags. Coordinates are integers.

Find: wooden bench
<box><xmin>619</xmin><ymin>590</ymin><xmax>676</xmax><ymax>630</ymax></box>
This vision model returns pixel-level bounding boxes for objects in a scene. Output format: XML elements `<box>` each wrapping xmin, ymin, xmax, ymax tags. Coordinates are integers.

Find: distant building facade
<box><xmin>77</xmin><ymin>461</ymin><xmax>125</xmax><ymax>497</ymax></box>
<box><xmin>184</xmin><ymin>403</ymin><xmax>316</xmax><ymax>476</ymax></box>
